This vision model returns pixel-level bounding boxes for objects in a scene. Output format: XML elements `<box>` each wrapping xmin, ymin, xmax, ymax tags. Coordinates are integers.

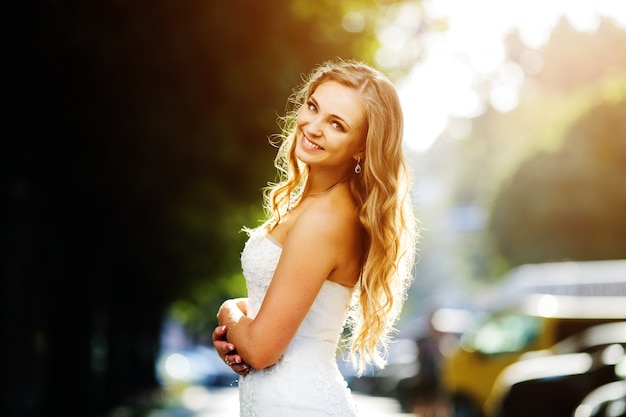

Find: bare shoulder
<box><xmin>285</xmin><ymin>189</ymin><xmax>363</xmax><ymax>286</ymax></box>
<box><xmin>294</xmin><ymin>191</ymin><xmax>359</xmax><ymax>239</ymax></box>
<box><xmin>288</xmin><ymin>190</ymin><xmax>363</xmax><ymax>264</ymax></box>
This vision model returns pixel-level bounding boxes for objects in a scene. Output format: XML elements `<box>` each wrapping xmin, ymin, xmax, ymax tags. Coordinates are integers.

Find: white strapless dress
<box><xmin>238</xmin><ymin>228</ymin><xmax>359</xmax><ymax>417</ymax></box>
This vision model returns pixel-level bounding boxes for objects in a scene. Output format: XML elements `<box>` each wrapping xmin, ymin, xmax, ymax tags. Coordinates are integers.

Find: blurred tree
<box><xmin>529</xmin><ymin>17</ymin><xmax>626</xmax><ymax>92</ymax></box>
<box><xmin>418</xmin><ymin>17</ymin><xmax>626</xmax><ymax>287</ymax></box>
<box><xmin>482</xmin><ymin>18</ymin><xmax>626</xmax><ymax>267</ymax></box>
<box><xmin>489</xmin><ymin>92</ymin><xmax>626</xmax><ymax>266</ymax></box>
<box><xmin>2</xmin><ymin>1</ymin><xmax>430</xmax><ymax>416</ymax></box>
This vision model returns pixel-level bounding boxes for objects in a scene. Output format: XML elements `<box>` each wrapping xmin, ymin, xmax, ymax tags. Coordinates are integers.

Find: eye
<box><xmin>331</xmin><ymin>121</ymin><xmax>345</xmax><ymax>131</ymax></box>
<box><xmin>306</xmin><ymin>101</ymin><xmax>317</xmax><ymax>112</ymax></box>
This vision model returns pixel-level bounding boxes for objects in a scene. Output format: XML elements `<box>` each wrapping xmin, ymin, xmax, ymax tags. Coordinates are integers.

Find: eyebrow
<box><xmin>310</xmin><ymin>95</ymin><xmax>352</xmax><ymax>130</ymax></box>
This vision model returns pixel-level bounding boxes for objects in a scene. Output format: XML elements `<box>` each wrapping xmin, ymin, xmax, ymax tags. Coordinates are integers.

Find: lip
<box><xmin>302</xmin><ymin>135</ymin><xmax>324</xmax><ymax>150</ymax></box>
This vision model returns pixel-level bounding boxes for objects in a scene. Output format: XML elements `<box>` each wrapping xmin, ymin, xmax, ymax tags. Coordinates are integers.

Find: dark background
<box><xmin>3</xmin><ymin>1</ymin><xmax>416</xmax><ymax>416</ymax></box>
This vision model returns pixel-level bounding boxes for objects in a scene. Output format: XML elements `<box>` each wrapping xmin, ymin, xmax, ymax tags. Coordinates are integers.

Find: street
<box><xmin>150</xmin><ymin>385</ymin><xmax>415</xmax><ymax>417</ymax></box>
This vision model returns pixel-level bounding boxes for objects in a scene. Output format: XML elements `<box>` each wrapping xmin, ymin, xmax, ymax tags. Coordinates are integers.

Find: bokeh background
<box><xmin>3</xmin><ymin>1</ymin><xmax>626</xmax><ymax>416</ymax></box>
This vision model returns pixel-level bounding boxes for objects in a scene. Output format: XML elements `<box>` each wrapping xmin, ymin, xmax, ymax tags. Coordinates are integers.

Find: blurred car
<box><xmin>442</xmin><ymin>259</ymin><xmax>626</xmax><ymax>417</ymax></box>
<box><xmin>573</xmin><ymin>380</ymin><xmax>626</xmax><ymax>417</ymax></box>
<box><xmin>484</xmin><ymin>321</ymin><xmax>626</xmax><ymax>417</ymax></box>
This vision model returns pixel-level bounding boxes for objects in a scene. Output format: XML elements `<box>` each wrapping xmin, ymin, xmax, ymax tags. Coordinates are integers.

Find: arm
<box><xmin>213</xmin><ymin>298</ymin><xmax>250</xmax><ymax>375</ymax></box>
<box><xmin>217</xmin><ymin>207</ymin><xmax>346</xmax><ymax>370</ymax></box>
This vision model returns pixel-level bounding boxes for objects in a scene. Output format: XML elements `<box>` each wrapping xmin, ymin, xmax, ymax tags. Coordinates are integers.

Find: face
<box><xmin>295</xmin><ymin>81</ymin><xmax>367</xmax><ymax>174</ymax></box>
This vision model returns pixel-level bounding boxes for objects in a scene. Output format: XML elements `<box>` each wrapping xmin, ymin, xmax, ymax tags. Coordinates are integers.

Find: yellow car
<box><xmin>441</xmin><ymin>260</ymin><xmax>626</xmax><ymax>417</ymax></box>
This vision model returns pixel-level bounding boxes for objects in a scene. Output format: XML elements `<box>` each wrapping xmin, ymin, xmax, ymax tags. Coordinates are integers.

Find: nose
<box><xmin>305</xmin><ymin>114</ymin><xmax>323</xmax><ymax>137</ymax></box>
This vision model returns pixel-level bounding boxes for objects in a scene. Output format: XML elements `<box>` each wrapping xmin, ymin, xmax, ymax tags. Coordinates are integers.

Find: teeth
<box><xmin>304</xmin><ymin>136</ymin><xmax>323</xmax><ymax>150</ymax></box>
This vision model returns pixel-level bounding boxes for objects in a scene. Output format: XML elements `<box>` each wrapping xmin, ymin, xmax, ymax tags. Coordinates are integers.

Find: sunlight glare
<box><xmin>342</xmin><ymin>11</ymin><xmax>366</xmax><ymax>33</ymax></box>
<box><xmin>399</xmin><ymin>0</ymin><xmax>626</xmax><ymax>152</ymax></box>
<box><xmin>164</xmin><ymin>353</ymin><xmax>191</xmax><ymax>379</ymax></box>
<box><xmin>537</xmin><ymin>294</ymin><xmax>559</xmax><ymax>317</ymax></box>
<box><xmin>378</xmin><ymin>25</ymin><xmax>409</xmax><ymax>51</ymax></box>
<box><xmin>489</xmin><ymin>62</ymin><xmax>524</xmax><ymax>112</ymax></box>
<box><xmin>180</xmin><ymin>385</ymin><xmax>213</xmax><ymax>411</ymax></box>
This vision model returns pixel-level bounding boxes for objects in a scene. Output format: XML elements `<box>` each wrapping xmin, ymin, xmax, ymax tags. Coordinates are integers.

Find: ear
<box><xmin>353</xmin><ymin>148</ymin><xmax>365</xmax><ymax>161</ymax></box>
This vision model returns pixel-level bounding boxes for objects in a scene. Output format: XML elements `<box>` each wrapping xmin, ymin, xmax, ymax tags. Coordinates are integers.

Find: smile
<box><xmin>303</xmin><ymin>135</ymin><xmax>324</xmax><ymax>150</ymax></box>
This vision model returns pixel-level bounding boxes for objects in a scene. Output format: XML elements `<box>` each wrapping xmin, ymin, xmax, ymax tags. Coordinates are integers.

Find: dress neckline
<box><xmin>264</xmin><ymin>232</ymin><xmax>283</xmax><ymax>248</ymax></box>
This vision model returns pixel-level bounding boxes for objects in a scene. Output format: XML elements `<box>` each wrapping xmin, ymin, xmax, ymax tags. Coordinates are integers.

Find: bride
<box><xmin>213</xmin><ymin>59</ymin><xmax>418</xmax><ymax>416</ymax></box>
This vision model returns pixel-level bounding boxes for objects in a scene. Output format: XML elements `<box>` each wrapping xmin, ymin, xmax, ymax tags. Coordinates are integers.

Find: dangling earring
<box><xmin>354</xmin><ymin>157</ymin><xmax>362</xmax><ymax>174</ymax></box>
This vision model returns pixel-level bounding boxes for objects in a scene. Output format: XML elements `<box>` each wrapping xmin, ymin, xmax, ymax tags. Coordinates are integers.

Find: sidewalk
<box><xmin>135</xmin><ymin>385</ymin><xmax>415</xmax><ymax>417</ymax></box>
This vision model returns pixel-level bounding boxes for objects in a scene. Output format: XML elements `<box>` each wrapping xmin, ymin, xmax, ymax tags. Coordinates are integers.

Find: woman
<box><xmin>213</xmin><ymin>59</ymin><xmax>418</xmax><ymax>416</ymax></box>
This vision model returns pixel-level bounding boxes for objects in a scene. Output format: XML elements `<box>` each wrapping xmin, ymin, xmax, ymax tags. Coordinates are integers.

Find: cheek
<box><xmin>349</xmin><ymin>131</ymin><xmax>367</xmax><ymax>154</ymax></box>
<box><xmin>295</xmin><ymin>108</ymin><xmax>309</xmax><ymax>127</ymax></box>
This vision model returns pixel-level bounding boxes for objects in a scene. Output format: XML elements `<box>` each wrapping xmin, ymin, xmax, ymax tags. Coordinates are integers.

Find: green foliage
<box><xmin>489</xmin><ymin>84</ymin><xmax>626</xmax><ymax>266</ymax></box>
<box><xmin>421</xmin><ymin>20</ymin><xmax>626</xmax><ymax>288</ymax></box>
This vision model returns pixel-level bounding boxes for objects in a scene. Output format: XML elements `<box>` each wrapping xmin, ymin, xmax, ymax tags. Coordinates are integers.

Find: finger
<box><xmin>212</xmin><ymin>325</ymin><xmax>227</xmax><ymax>341</ymax></box>
<box><xmin>214</xmin><ymin>340</ymin><xmax>235</xmax><ymax>356</ymax></box>
<box><xmin>223</xmin><ymin>352</ymin><xmax>241</xmax><ymax>367</ymax></box>
<box><xmin>228</xmin><ymin>353</ymin><xmax>244</xmax><ymax>364</ymax></box>
<box><xmin>235</xmin><ymin>364</ymin><xmax>250</xmax><ymax>375</ymax></box>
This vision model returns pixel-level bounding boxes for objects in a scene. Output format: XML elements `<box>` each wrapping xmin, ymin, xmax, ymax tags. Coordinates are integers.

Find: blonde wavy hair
<box><xmin>262</xmin><ymin>59</ymin><xmax>418</xmax><ymax>374</ymax></box>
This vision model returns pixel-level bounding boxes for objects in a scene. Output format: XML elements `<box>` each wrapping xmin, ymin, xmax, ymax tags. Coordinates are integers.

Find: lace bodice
<box><xmin>237</xmin><ymin>227</ymin><xmax>359</xmax><ymax>417</ymax></box>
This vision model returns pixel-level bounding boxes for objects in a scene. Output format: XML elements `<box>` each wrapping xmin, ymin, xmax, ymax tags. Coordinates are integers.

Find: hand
<box><xmin>212</xmin><ymin>325</ymin><xmax>250</xmax><ymax>376</ymax></box>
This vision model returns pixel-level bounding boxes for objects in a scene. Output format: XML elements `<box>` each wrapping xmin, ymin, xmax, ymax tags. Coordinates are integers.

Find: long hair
<box><xmin>263</xmin><ymin>59</ymin><xmax>418</xmax><ymax>374</ymax></box>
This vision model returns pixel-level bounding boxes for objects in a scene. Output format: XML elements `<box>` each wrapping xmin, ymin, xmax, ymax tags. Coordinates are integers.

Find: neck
<box><xmin>304</xmin><ymin>175</ymin><xmax>349</xmax><ymax>198</ymax></box>
<box><xmin>288</xmin><ymin>176</ymin><xmax>349</xmax><ymax>212</ymax></box>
